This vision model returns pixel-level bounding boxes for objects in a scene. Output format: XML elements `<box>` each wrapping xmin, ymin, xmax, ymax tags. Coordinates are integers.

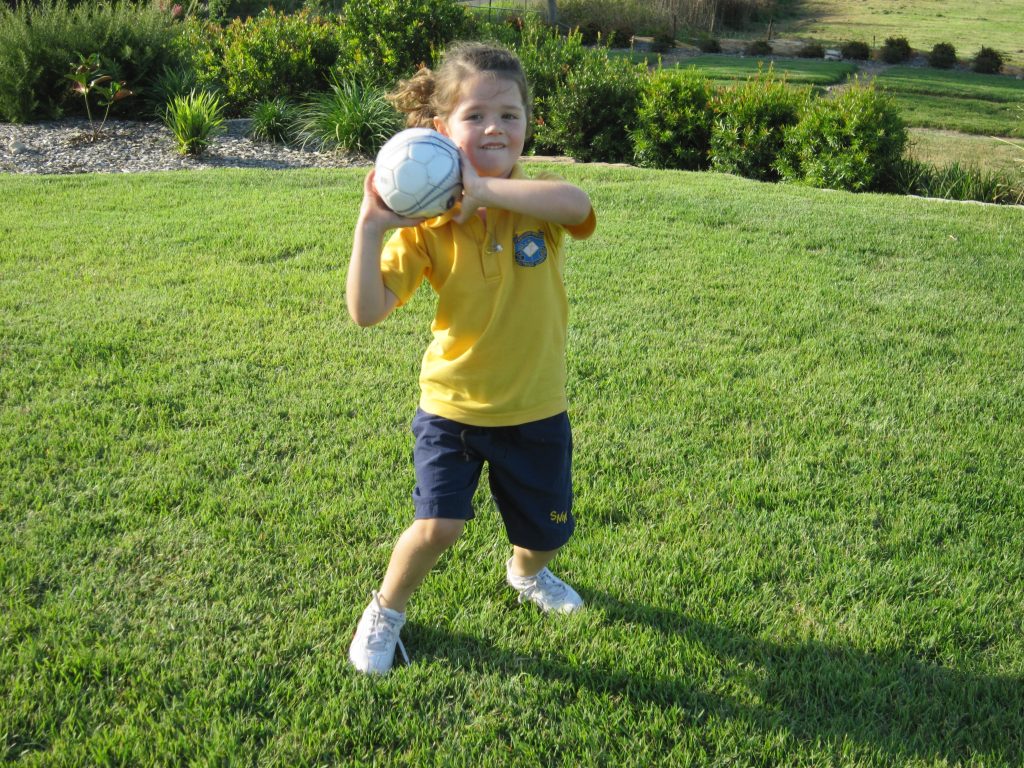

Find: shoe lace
<box><xmin>367</xmin><ymin>594</ymin><xmax>410</xmax><ymax>666</ymax></box>
<box><xmin>516</xmin><ymin>568</ymin><xmax>567</xmax><ymax>605</ymax></box>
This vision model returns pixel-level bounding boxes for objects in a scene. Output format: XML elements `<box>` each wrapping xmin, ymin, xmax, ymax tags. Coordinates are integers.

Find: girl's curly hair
<box><xmin>387</xmin><ymin>42</ymin><xmax>532</xmax><ymax>136</ymax></box>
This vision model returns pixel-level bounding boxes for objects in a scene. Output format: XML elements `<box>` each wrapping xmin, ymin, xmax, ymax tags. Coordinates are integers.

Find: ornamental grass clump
<box><xmin>163</xmin><ymin>88</ymin><xmax>226</xmax><ymax>156</ymax></box>
<box><xmin>294</xmin><ymin>78</ymin><xmax>401</xmax><ymax>155</ymax></box>
<box><xmin>249</xmin><ymin>97</ymin><xmax>299</xmax><ymax>145</ymax></box>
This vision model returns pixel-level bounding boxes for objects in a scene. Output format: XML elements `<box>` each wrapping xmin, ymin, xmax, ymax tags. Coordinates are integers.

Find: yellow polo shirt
<box><xmin>380</xmin><ymin>165</ymin><xmax>596</xmax><ymax>427</ymax></box>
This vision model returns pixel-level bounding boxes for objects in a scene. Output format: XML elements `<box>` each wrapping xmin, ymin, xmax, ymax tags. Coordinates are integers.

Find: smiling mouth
<box><xmin>480</xmin><ymin>144</ymin><xmax>506</xmax><ymax>150</ymax></box>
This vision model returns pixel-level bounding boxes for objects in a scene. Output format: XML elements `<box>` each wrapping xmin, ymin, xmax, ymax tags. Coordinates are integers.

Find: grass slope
<box><xmin>672</xmin><ymin>54</ymin><xmax>856</xmax><ymax>86</ymax></box>
<box><xmin>2</xmin><ymin>167</ymin><xmax>1023</xmax><ymax>765</ymax></box>
<box><xmin>772</xmin><ymin>0</ymin><xmax>1024</xmax><ymax>67</ymax></box>
<box><xmin>875</xmin><ymin>66</ymin><xmax>1024</xmax><ymax>138</ymax></box>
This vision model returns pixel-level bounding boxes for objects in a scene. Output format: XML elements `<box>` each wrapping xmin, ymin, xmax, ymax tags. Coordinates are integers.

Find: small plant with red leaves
<box><xmin>65</xmin><ymin>53</ymin><xmax>133</xmax><ymax>141</ymax></box>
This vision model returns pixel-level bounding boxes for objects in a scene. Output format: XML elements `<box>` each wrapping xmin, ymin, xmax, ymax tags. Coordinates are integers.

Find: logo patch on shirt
<box><xmin>513</xmin><ymin>231</ymin><xmax>547</xmax><ymax>267</ymax></box>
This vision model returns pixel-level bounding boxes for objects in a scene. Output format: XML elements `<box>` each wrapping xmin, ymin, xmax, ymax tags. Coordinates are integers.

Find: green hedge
<box><xmin>0</xmin><ymin>0</ymin><xmax>182</xmax><ymax>122</ymax></box>
<box><xmin>631</xmin><ymin>67</ymin><xmax>714</xmax><ymax>171</ymax></box>
<box><xmin>779</xmin><ymin>82</ymin><xmax>907</xmax><ymax>192</ymax></box>
<box><xmin>710</xmin><ymin>69</ymin><xmax>808</xmax><ymax>182</ymax></box>
<box><xmin>175</xmin><ymin>10</ymin><xmax>341</xmax><ymax>116</ymax></box>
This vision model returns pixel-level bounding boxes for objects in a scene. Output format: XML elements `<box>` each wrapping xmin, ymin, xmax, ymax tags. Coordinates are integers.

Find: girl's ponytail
<box><xmin>387</xmin><ymin>67</ymin><xmax>437</xmax><ymax>129</ymax></box>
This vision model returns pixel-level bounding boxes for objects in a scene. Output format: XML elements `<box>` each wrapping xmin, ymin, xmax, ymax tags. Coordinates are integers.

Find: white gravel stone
<box><xmin>0</xmin><ymin>118</ymin><xmax>372</xmax><ymax>175</ymax></box>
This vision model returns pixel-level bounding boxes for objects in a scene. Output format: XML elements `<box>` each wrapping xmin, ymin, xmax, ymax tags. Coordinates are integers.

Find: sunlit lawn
<box><xmin>2</xmin><ymin>166</ymin><xmax>1023</xmax><ymax>765</ymax></box>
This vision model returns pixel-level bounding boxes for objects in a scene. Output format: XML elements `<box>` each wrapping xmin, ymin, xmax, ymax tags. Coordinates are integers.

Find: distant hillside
<box><xmin>768</xmin><ymin>0</ymin><xmax>1024</xmax><ymax>67</ymax></box>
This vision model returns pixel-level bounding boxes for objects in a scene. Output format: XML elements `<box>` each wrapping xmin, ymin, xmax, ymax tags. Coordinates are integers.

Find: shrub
<box><xmin>336</xmin><ymin>0</ymin><xmax>470</xmax><ymax>86</ymax></box>
<box><xmin>697</xmin><ymin>36</ymin><xmax>722</xmax><ymax>54</ymax></box>
<box><xmin>0</xmin><ymin>0</ymin><xmax>183</xmax><ymax>123</ymax></box>
<box><xmin>745</xmin><ymin>39</ymin><xmax>772</xmax><ymax>56</ymax></box>
<box><xmin>879</xmin><ymin>36</ymin><xmax>912</xmax><ymax>64</ymax></box>
<box><xmin>144</xmin><ymin>64</ymin><xmax>198</xmax><ymax>118</ymax></box>
<box><xmin>778</xmin><ymin>81</ymin><xmax>907</xmax><ymax>192</ymax></box>
<box><xmin>294</xmin><ymin>79</ymin><xmax>402</xmax><ymax>155</ymax></box>
<box><xmin>972</xmin><ymin>47</ymin><xmax>1004</xmax><ymax>74</ymax></box>
<box><xmin>840</xmin><ymin>40</ymin><xmax>870</xmax><ymax>60</ymax></box>
<box><xmin>927</xmin><ymin>42</ymin><xmax>957</xmax><ymax>69</ymax></box>
<box><xmin>538</xmin><ymin>51</ymin><xmax>644</xmax><ymax>163</ymax></box>
<box><xmin>710</xmin><ymin>68</ymin><xmax>807</xmax><ymax>182</ymax></box>
<box><xmin>631</xmin><ymin>67</ymin><xmax>714</xmax><ymax>170</ymax></box>
<box><xmin>163</xmin><ymin>88</ymin><xmax>226</xmax><ymax>155</ymax></box>
<box><xmin>249</xmin><ymin>97</ymin><xmax>298</xmax><ymax>144</ymax></box>
<box><xmin>513</xmin><ymin>21</ymin><xmax>591</xmax><ymax>150</ymax></box>
<box><xmin>176</xmin><ymin>9</ymin><xmax>342</xmax><ymax>116</ymax></box>
<box><xmin>796</xmin><ymin>42</ymin><xmax>824</xmax><ymax>59</ymax></box>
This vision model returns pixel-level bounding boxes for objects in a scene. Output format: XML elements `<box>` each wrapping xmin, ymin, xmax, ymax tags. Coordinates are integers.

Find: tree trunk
<box><xmin>546</xmin><ymin>0</ymin><xmax>557</xmax><ymax>24</ymax></box>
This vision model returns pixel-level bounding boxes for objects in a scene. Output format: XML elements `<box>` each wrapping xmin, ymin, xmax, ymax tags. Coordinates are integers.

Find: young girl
<box><xmin>347</xmin><ymin>42</ymin><xmax>597</xmax><ymax>674</ymax></box>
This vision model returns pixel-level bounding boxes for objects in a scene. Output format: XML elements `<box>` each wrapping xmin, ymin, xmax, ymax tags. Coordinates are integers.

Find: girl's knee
<box><xmin>413</xmin><ymin>517</ymin><xmax>464</xmax><ymax>550</ymax></box>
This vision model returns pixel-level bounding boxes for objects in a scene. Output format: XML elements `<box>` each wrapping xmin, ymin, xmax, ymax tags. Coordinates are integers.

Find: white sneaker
<box><xmin>506</xmin><ymin>558</ymin><xmax>584</xmax><ymax>614</ymax></box>
<box><xmin>348</xmin><ymin>591</ymin><xmax>410</xmax><ymax>674</ymax></box>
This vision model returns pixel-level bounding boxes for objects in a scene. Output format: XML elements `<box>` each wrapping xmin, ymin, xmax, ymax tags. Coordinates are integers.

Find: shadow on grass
<box><xmin>406</xmin><ymin>590</ymin><xmax>1023</xmax><ymax>764</ymax></box>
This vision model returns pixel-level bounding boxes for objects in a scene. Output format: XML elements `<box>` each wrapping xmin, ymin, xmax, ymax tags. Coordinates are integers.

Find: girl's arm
<box><xmin>454</xmin><ymin>155</ymin><xmax>592</xmax><ymax>226</ymax></box>
<box><xmin>347</xmin><ymin>171</ymin><xmax>420</xmax><ymax>327</ymax></box>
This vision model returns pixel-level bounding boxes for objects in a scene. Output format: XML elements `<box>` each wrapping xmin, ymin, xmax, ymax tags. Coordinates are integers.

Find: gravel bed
<box><xmin>0</xmin><ymin>118</ymin><xmax>371</xmax><ymax>175</ymax></box>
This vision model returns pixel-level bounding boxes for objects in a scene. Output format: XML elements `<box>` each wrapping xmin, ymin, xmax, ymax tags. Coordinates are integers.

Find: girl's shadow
<box><xmin>405</xmin><ymin>589</ymin><xmax>1022</xmax><ymax>764</ymax></box>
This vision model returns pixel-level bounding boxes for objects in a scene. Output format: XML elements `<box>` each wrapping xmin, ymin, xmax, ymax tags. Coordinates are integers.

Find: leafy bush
<box><xmin>697</xmin><ymin>36</ymin><xmax>722</xmax><ymax>53</ymax></box>
<box><xmin>879</xmin><ymin>36</ymin><xmax>912</xmax><ymax>64</ymax></box>
<box><xmin>779</xmin><ymin>82</ymin><xmax>907</xmax><ymax>192</ymax></box>
<box><xmin>163</xmin><ymin>88</ymin><xmax>226</xmax><ymax>155</ymax></box>
<box><xmin>796</xmin><ymin>42</ymin><xmax>824</xmax><ymax>59</ymax></box>
<box><xmin>631</xmin><ymin>67</ymin><xmax>714</xmax><ymax>170</ymax></box>
<box><xmin>745</xmin><ymin>39</ymin><xmax>772</xmax><ymax>56</ymax></box>
<box><xmin>335</xmin><ymin>0</ymin><xmax>469</xmax><ymax>86</ymax></box>
<box><xmin>294</xmin><ymin>79</ymin><xmax>401</xmax><ymax>154</ymax></box>
<box><xmin>927</xmin><ymin>42</ymin><xmax>957</xmax><ymax>69</ymax></box>
<box><xmin>972</xmin><ymin>47</ymin><xmax>1004</xmax><ymax>74</ymax></box>
<box><xmin>513</xmin><ymin>21</ymin><xmax>591</xmax><ymax>150</ymax></box>
<box><xmin>0</xmin><ymin>0</ymin><xmax>182</xmax><ymax>123</ymax></box>
<box><xmin>143</xmin><ymin>64</ymin><xmax>198</xmax><ymax>117</ymax></box>
<box><xmin>840</xmin><ymin>40</ymin><xmax>870</xmax><ymax>60</ymax></box>
<box><xmin>710</xmin><ymin>68</ymin><xmax>806</xmax><ymax>182</ymax></box>
<box><xmin>176</xmin><ymin>10</ymin><xmax>341</xmax><ymax>116</ymax></box>
<box><xmin>538</xmin><ymin>51</ymin><xmax>644</xmax><ymax>163</ymax></box>
<box><xmin>249</xmin><ymin>97</ymin><xmax>298</xmax><ymax>144</ymax></box>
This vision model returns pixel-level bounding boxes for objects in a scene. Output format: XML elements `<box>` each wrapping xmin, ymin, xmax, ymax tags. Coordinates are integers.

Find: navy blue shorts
<box><xmin>411</xmin><ymin>408</ymin><xmax>575</xmax><ymax>551</ymax></box>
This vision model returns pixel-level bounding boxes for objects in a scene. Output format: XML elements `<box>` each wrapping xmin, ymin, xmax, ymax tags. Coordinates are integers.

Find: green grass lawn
<box><xmin>670</xmin><ymin>54</ymin><xmax>857</xmax><ymax>86</ymax></box>
<box><xmin>3</xmin><ymin>167</ymin><xmax>1024</xmax><ymax>765</ymax></box>
<box><xmin>770</xmin><ymin>0</ymin><xmax>1024</xmax><ymax>67</ymax></box>
<box><xmin>908</xmin><ymin>128</ymin><xmax>1024</xmax><ymax>174</ymax></box>
<box><xmin>875</xmin><ymin>66</ymin><xmax>1024</xmax><ymax>138</ymax></box>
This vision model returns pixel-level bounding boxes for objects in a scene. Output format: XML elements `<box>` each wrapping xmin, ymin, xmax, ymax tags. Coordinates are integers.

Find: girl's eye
<box><xmin>503</xmin><ymin>113</ymin><xmax>520</xmax><ymax>120</ymax></box>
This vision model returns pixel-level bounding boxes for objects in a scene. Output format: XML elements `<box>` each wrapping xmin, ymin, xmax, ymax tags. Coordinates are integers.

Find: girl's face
<box><xmin>435</xmin><ymin>73</ymin><xmax>527</xmax><ymax>179</ymax></box>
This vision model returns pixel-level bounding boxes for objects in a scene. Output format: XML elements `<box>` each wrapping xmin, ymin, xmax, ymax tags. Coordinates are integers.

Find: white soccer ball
<box><xmin>374</xmin><ymin>128</ymin><xmax>463</xmax><ymax>219</ymax></box>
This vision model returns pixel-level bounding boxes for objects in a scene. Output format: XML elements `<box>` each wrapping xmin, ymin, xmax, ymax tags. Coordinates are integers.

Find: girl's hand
<box><xmin>453</xmin><ymin>150</ymin><xmax>485</xmax><ymax>224</ymax></box>
<box><xmin>358</xmin><ymin>170</ymin><xmax>426</xmax><ymax>232</ymax></box>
